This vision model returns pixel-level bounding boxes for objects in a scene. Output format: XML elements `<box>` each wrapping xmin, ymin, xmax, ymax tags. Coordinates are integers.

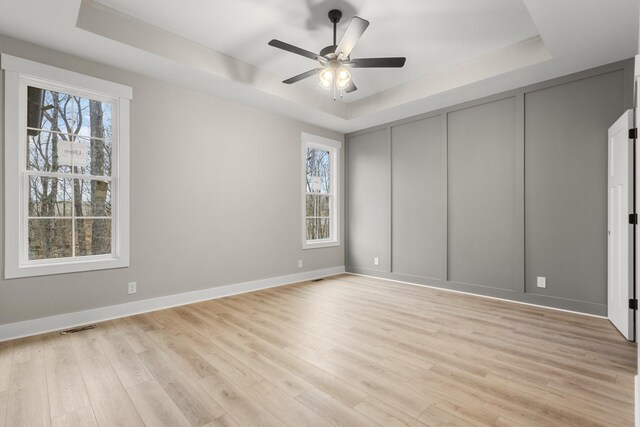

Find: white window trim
<box><xmin>2</xmin><ymin>54</ymin><xmax>132</xmax><ymax>278</ymax></box>
<box><xmin>301</xmin><ymin>132</ymin><xmax>341</xmax><ymax>250</ymax></box>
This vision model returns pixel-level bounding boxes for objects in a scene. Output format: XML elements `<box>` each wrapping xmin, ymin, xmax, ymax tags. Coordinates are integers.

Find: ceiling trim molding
<box><xmin>76</xmin><ymin>0</ymin><xmax>347</xmax><ymax>119</ymax></box>
<box><xmin>348</xmin><ymin>36</ymin><xmax>551</xmax><ymax>119</ymax></box>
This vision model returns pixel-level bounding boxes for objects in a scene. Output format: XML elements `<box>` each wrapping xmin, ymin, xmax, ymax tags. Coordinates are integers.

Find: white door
<box><xmin>608</xmin><ymin>109</ymin><xmax>635</xmax><ymax>341</ymax></box>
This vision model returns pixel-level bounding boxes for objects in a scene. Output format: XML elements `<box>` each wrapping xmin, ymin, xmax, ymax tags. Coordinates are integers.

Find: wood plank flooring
<box><xmin>0</xmin><ymin>274</ymin><xmax>636</xmax><ymax>426</ymax></box>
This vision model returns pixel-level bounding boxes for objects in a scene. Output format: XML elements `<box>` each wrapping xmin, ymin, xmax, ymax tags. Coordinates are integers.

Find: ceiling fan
<box><xmin>268</xmin><ymin>9</ymin><xmax>406</xmax><ymax>99</ymax></box>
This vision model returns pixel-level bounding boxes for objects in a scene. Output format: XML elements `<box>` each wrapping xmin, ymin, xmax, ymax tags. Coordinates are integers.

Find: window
<box><xmin>3</xmin><ymin>54</ymin><xmax>132</xmax><ymax>278</ymax></box>
<box><xmin>302</xmin><ymin>132</ymin><xmax>340</xmax><ymax>249</ymax></box>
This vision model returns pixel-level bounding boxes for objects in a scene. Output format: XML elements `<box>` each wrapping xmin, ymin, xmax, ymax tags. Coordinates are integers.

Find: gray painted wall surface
<box><xmin>346</xmin><ymin>59</ymin><xmax>633</xmax><ymax>315</ymax></box>
<box><xmin>524</xmin><ymin>70</ymin><xmax>625</xmax><ymax>304</ymax></box>
<box><xmin>391</xmin><ymin>116</ymin><xmax>445</xmax><ymax>280</ymax></box>
<box><xmin>448</xmin><ymin>97</ymin><xmax>518</xmax><ymax>290</ymax></box>
<box><xmin>347</xmin><ymin>129</ymin><xmax>390</xmax><ymax>272</ymax></box>
<box><xmin>0</xmin><ymin>35</ymin><xmax>344</xmax><ymax>325</ymax></box>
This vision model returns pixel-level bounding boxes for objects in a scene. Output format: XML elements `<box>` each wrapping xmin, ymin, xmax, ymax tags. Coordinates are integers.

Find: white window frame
<box><xmin>2</xmin><ymin>54</ymin><xmax>132</xmax><ymax>278</ymax></box>
<box><xmin>301</xmin><ymin>132</ymin><xmax>341</xmax><ymax>249</ymax></box>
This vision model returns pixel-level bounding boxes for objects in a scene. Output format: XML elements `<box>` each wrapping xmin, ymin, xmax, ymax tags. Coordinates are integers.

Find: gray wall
<box><xmin>391</xmin><ymin>116</ymin><xmax>445</xmax><ymax>280</ymax></box>
<box><xmin>346</xmin><ymin>59</ymin><xmax>633</xmax><ymax>315</ymax></box>
<box><xmin>347</xmin><ymin>129</ymin><xmax>390</xmax><ymax>272</ymax></box>
<box><xmin>524</xmin><ymin>71</ymin><xmax>625</xmax><ymax>304</ymax></box>
<box><xmin>447</xmin><ymin>97</ymin><xmax>520</xmax><ymax>291</ymax></box>
<box><xmin>0</xmin><ymin>35</ymin><xmax>344</xmax><ymax>326</ymax></box>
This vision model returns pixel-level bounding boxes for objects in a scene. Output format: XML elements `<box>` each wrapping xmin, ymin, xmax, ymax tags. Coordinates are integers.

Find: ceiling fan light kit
<box><xmin>319</xmin><ymin>64</ymin><xmax>352</xmax><ymax>99</ymax></box>
<box><xmin>268</xmin><ymin>9</ymin><xmax>406</xmax><ymax>100</ymax></box>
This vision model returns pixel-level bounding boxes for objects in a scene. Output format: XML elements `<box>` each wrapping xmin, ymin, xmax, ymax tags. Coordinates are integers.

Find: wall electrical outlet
<box><xmin>374</xmin><ymin>257</ymin><xmax>380</xmax><ymax>266</ymax></box>
<box><xmin>128</xmin><ymin>281</ymin><xmax>137</xmax><ymax>294</ymax></box>
<box><xmin>537</xmin><ymin>277</ymin><xmax>546</xmax><ymax>288</ymax></box>
<box><xmin>298</xmin><ymin>260</ymin><xmax>303</xmax><ymax>268</ymax></box>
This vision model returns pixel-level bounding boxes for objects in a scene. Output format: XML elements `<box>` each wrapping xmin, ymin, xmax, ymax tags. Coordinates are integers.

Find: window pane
<box><xmin>306</xmin><ymin>218</ymin><xmax>331</xmax><ymax>241</ymax></box>
<box><xmin>318</xmin><ymin>195</ymin><xmax>330</xmax><ymax>217</ymax></box>
<box><xmin>29</xmin><ymin>176</ymin><xmax>73</xmax><ymax>217</ymax></box>
<box><xmin>306</xmin><ymin>147</ymin><xmax>330</xmax><ymax>193</ymax></box>
<box><xmin>74</xmin><ymin>179</ymin><xmax>111</xmax><ymax>217</ymax></box>
<box><xmin>78</xmin><ymin>97</ymin><xmax>113</xmax><ymax>139</ymax></box>
<box><xmin>27</xmin><ymin>130</ymin><xmax>72</xmax><ymax>174</ymax></box>
<box><xmin>66</xmin><ymin>136</ymin><xmax>92</xmax><ymax>171</ymax></box>
<box><xmin>28</xmin><ymin>87</ymin><xmax>74</xmax><ymax>133</ymax></box>
<box><xmin>306</xmin><ymin>194</ymin><xmax>315</xmax><ymax>217</ymax></box>
<box><xmin>75</xmin><ymin>219</ymin><xmax>112</xmax><ymax>256</ymax></box>
<box><xmin>28</xmin><ymin>219</ymin><xmax>72</xmax><ymax>259</ymax></box>
<box><xmin>79</xmin><ymin>137</ymin><xmax>111</xmax><ymax>177</ymax></box>
<box><xmin>317</xmin><ymin>218</ymin><xmax>330</xmax><ymax>239</ymax></box>
<box><xmin>27</xmin><ymin>86</ymin><xmax>47</xmax><ymax>131</ymax></box>
<box><xmin>306</xmin><ymin>195</ymin><xmax>331</xmax><ymax>218</ymax></box>
<box><xmin>306</xmin><ymin>218</ymin><xmax>317</xmax><ymax>241</ymax></box>
<box><xmin>67</xmin><ymin>136</ymin><xmax>111</xmax><ymax>177</ymax></box>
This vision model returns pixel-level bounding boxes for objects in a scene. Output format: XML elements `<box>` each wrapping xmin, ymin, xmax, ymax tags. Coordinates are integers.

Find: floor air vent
<box><xmin>60</xmin><ymin>324</ymin><xmax>97</xmax><ymax>335</ymax></box>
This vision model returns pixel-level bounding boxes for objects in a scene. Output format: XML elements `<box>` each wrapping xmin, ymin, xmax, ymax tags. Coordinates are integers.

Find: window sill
<box><xmin>5</xmin><ymin>256</ymin><xmax>129</xmax><ymax>279</ymax></box>
<box><xmin>302</xmin><ymin>240</ymin><xmax>340</xmax><ymax>250</ymax></box>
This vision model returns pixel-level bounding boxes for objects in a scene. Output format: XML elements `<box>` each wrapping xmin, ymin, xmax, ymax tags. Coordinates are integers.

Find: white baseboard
<box><xmin>0</xmin><ymin>266</ymin><xmax>345</xmax><ymax>342</ymax></box>
<box><xmin>346</xmin><ymin>271</ymin><xmax>607</xmax><ymax>318</ymax></box>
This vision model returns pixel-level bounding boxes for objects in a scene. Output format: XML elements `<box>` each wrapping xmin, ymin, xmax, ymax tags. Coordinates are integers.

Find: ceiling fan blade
<box><xmin>283</xmin><ymin>68</ymin><xmax>322</xmax><ymax>84</ymax></box>
<box><xmin>335</xmin><ymin>16</ymin><xmax>369</xmax><ymax>58</ymax></box>
<box><xmin>268</xmin><ymin>39</ymin><xmax>319</xmax><ymax>61</ymax></box>
<box><xmin>348</xmin><ymin>57</ymin><xmax>406</xmax><ymax>68</ymax></box>
<box><xmin>344</xmin><ymin>80</ymin><xmax>357</xmax><ymax>93</ymax></box>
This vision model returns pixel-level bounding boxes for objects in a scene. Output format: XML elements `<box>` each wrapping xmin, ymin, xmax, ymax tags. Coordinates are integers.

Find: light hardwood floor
<box><xmin>0</xmin><ymin>274</ymin><xmax>636</xmax><ymax>426</ymax></box>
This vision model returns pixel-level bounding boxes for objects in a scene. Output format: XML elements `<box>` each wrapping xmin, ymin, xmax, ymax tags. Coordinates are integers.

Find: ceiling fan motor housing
<box><xmin>328</xmin><ymin>9</ymin><xmax>342</xmax><ymax>24</ymax></box>
<box><xmin>320</xmin><ymin>45</ymin><xmax>339</xmax><ymax>58</ymax></box>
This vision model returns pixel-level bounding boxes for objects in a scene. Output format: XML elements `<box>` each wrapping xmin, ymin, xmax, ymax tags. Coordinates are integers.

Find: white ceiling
<box><xmin>0</xmin><ymin>0</ymin><xmax>637</xmax><ymax>133</ymax></box>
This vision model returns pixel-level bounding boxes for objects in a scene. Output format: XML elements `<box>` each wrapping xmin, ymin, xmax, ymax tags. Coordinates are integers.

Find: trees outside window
<box><xmin>27</xmin><ymin>87</ymin><xmax>113</xmax><ymax>259</ymax></box>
